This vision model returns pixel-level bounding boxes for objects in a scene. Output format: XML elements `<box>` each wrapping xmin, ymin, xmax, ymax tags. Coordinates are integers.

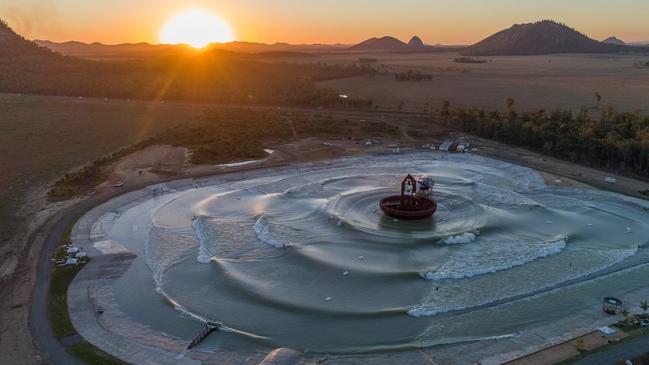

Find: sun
<box><xmin>160</xmin><ymin>9</ymin><xmax>234</xmax><ymax>48</ymax></box>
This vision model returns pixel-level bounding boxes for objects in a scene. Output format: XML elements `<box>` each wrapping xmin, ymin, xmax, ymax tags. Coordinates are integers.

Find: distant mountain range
<box><xmin>462</xmin><ymin>20</ymin><xmax>648</xmax><ymax>56</ymax></box>
<box><xmin>33</xmin><ymin>39</ymin><xmax>348</xmax><ymax>59</ymax></box>
<box><xmin>20</xmin><ymin>19</ymin><xmax>649</xmax><ymax>58</ymax></box>
<box><xmin>602</xmin><ymin>36</ymin><xmax>626</xmax><ymax>46</ymax></box>
<box><xmin>347</xmin><ymin>35</ymin><xmax>459</xmax><ymax>52</ymax></box>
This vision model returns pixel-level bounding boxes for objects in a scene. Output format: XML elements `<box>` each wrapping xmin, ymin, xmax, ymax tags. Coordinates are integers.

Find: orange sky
<box><xmin>1</xmin><ymin>0</ymin><xmax>649</xmax><ymax>45</ymax></box>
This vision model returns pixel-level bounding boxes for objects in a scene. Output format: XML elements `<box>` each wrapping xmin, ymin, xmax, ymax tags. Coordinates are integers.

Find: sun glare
<box><xmin>160</xmin><ymin>10</ymin><xmax>234</xmax><ymax>48</ymax></box>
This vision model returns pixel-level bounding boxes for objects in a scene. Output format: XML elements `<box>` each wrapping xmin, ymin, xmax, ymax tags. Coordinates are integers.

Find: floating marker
<box><xmin>357</xmin><ymin>255</ymin><xmax>365</xmax><ymax>260</ymax></box>
<box><xmin>337</xmin><ymin>220</ymin><xmax>344</xmax><ymax>226</ymax></box>
<box><xmin>342</xmin><ymin>271</ymin><xmax>349</xmax><ymax>276</ymax></box>
<box><xmin>545</xmin><ymin>221</ymin><xmax>552</xmax><ymax>224</ymax></box>
<box><xmin>325</xmin><ymin>297</ymin><xmax>332</xmax><ymax>302</ymax></box>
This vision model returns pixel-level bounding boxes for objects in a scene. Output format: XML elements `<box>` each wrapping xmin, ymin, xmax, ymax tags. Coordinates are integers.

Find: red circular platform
<box><xmin>380</xmin><ymin>195</ymin><xmax>437</xmax><ymax>220</ymax></box>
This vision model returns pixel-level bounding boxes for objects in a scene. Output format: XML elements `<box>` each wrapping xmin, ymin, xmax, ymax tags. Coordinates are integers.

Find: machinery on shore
<box><xmin>380</xmin><ymin>175</ymin><xmax>437</xmax><ymax>220</ymax></box>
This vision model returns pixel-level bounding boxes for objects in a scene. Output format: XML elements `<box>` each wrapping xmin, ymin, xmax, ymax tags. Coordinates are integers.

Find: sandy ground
<box><xmin>1</xmin><ymin>126</ymin><xmax>648</xmax><ymax>365</ymax></box>
<box><xmin>103</xmin><ymin>145</ymin><xmax>189</xmax><ymax>188</ymax></box>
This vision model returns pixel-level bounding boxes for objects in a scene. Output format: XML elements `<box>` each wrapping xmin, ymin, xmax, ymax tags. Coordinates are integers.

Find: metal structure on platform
<box><xmin>380</xmin><ymin>174</ymin><xmax>437</xmax><ymax>220</ymax></box>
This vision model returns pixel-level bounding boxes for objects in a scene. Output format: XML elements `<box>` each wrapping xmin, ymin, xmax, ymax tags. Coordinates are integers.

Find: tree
<box><xmin>621</xmin><ymin>308</ymin><xmax>630</xmax><ymax>322</ymax></box>
<box><xmin>505</xmin><ymin>97</ymin><xmax>516</xmax><ymax>121</ymax></box>
<box><xmin>397</xmin><ymin>100</ymin><xmax>405</xmax><ymax>112</ymax></box>
<box><xmin>595</xmin><ymin>92</ymin><xmax>602</xmax><ymax>108</ymax></box>
<box><xmin>441</xmin><ymin>100</ymin><xmax>450</xmax><ymax>117</ymax></box>
<box><xmin>641</xmin><ymin>301</ymin><xmax>648</xmax><ymax>314</ymax></box>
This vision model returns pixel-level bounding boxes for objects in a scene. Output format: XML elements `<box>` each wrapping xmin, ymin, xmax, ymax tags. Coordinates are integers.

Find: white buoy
<box><xmin>325</xmin><ymin>297</ymin><xmax>332</xmax><ymax>302</ymax></box>
<box><xmin>342</xmin><ymin>271</ymin><xmax>349</xmax><ymax>276</ymax></box>
<box><xmin>545</xmin><ymin>221</ymin><xmax>552</xmax><ymax>224</ymax></box>
<box><xmin>357</xmin><ymin>255</ymin><xmax>365</xmax><ymax>260</ymax></box>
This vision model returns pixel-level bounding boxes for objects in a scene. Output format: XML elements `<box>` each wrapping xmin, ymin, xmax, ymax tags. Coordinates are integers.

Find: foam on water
<box><xmin>409</xmin><ymin>245</ymin><xmax>639</xmax><ymax>317</ymax></box>
<box><xmin>192</xmin><ymin>217</ymin><xmax>213</xmax><ymax>264</ymax></box>
<box><xmin>421</xmin><ymin>238</ymin><xmax>568</xmax><ymax>281</ymax></box>
<box><xmin>442</xmin><ymin>231</ymin><xmax>479</xmax><ymax>244</ymax></box>
<box><xmin>253</xmin><ymin>215</ymin><xmax>285</xmax><ymax>248</ymax></box>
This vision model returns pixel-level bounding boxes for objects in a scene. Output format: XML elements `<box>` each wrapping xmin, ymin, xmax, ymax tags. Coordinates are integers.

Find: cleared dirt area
<box><xmin>105</xmin><ymin>145</ymin><xmax>188</xmax><ymax>187</ymax></box>
<box><xmin>317</xmin><ymin>52</ymin><xmax>649</xmax><ymax>113</ymax></box>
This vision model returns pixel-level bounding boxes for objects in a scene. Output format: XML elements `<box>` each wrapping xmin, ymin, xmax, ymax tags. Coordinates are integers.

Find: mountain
<box><xmin>35</xmin><ymin>39</ymin><xmax>347</xmax><ymax>59</ymax></box>
<box><xmin>348</xmin><ymin>35</ymin><xmax>459</xmax><ymax>53</ymax></box>
<box><xmin>602</xmin><ymin>37</ymin><xmax>626</xmax><ymax>46</ymax></box>
<box><xmin>348</xmin><ymin>36</ymin><xmax>411</xmax><ymax>52</ymax></box>
<box><xmin>408</xmin><ymin>36</ymin><xmax>425</xmax><ymax>49</ymax></box>
<box><xmin>462</xmin><ymin>20</ymin><xmax>635</xmax><ymax>56</ymax></box>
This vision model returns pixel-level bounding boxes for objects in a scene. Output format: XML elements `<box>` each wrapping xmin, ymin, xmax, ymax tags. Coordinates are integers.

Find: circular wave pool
<box><xmin>104</xmin><ymin>152</ymin><xmax>649</xmax><ymax>353</ymax></box>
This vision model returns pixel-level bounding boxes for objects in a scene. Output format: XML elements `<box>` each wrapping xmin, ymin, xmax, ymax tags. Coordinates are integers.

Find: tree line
<box><xmin>434</xmin><ymin>100</ymin><xmax>649</xmax><ymax>179</ymax></box>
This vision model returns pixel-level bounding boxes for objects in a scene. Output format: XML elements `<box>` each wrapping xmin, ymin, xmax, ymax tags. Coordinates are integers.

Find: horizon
<box><xmin>1</xmin><ymin>0</ymin><xmax>649</xmax><ymax>46</ymax></box>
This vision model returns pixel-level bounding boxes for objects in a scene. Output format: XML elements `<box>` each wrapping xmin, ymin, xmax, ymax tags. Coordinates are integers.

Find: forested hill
<box><xmin>0</xmin><ymin>20</ymin><xmax>370</xmax><ymax>106</ymax></box>
<box><xmin>462</xmin><ymin>20</ymin><xmax>643</xmax><ymax>56</ymax></box>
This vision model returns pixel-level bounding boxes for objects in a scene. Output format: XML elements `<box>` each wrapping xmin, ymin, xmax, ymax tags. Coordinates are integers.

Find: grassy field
<box><xmin>316</xmin><ymin>52</ymin><xmax>649</xmax><ymax>114</ymax></box>
<box><xmin>0</xmin><ymin>93</ymin><xmax>209</xmax><ymax>276</ymax></box>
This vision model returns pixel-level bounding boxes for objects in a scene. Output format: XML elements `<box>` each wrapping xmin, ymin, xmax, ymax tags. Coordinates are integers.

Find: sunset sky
<box><xmin>2</xmin><ymin>0</ymin><xmax>648</xmax><ymax>45</ymax></box>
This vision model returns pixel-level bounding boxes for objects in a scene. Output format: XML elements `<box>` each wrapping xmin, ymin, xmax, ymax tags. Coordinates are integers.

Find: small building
<box><xmin>66</xmin><ymin>247</ymin><xmax>80</xmax><ymax>254</ymax></box>
<box><xmin>65</xmin><ymin>258</ymin><xmax>79</xmax><ymax>266</ymax></box>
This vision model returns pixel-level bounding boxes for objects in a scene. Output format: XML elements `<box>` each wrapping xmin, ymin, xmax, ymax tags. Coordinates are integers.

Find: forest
<box><xmin>436</xmin><ymin>101</ymin><xmax>649</xmax><ymax>178</ymax></box>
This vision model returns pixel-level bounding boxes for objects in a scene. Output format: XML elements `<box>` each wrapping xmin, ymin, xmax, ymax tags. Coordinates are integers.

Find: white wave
<box><xmin>443</xmin><ymin>231</ymin><xmax>479</xmax><ymax>244</ymax></box>
<box><xmin>144</xmin><ymin>224</ymin><xmax>197</xmax><ymax>294</ymax></box>
<box><xmin>410</xmin><ymin>245</ymin><xmax>639</xmax><ymax>317</ymax></box>
<box><xmin>253</xmin><ymin>215</ymin><xmax>285</xmax><ymax>248</ymax></box>
<box><xmin>421</xmin><ymin>238</ymin><xmax>567</xmax><ymax>281</ymax></box>
<box><xmin>192</xmin><ymin>217</ymin><xmax>213</xmax><ymax>264</ymax></box>
<box><xmin>219</xmin><ymin>160</ymin><xmax>262</xmax><ymax>168</ymax></box>
<box><xmin>414</xmin><ymin>331</ymin><xmax>518</xmax><ymax>346</ymax></box>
